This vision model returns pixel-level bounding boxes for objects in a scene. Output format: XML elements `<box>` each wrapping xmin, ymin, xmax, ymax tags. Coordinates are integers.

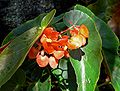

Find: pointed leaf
<box><xmin>41</xmin><ymin>9</ymin><xmax>56</xmax><ymax>30</ymax></box>
<box><xmin>74</xmin><ymin>5</ymin><xmax>120</xmax><ymax>90</ymax></box>
<box><xmin>0</xmin><ymin>27</ymin><xmax>42</xmax><ymax>87</ymax></box>
<box><xmin>0</xmin><ymin>9</ymin><xmax>56</xmax><ymax>87</ymax></box>
<box><xmin>63</xmin><ymin>10</ymin><xmax>103</xmax><ymax>91</ymax></box>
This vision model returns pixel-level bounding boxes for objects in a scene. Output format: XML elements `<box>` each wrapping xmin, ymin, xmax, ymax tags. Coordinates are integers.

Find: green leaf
<box><xmin>41</xmin><ymin>9</ymin><xmax>56</xmax><ymax>30</ymax></box>
<box><xmin>0</xmin><ymin>9</ymin><xmax>56</xmax><ymax>87</ymax></box>
<box><xmin>95</xmin><ymin>86</ymin><xmax>99</xmax><ymax>91</ymax></box>
<box><xmin>52</xmin><ymin>69</ymin><xmax>62</xmax><ymax>76</ymax></box>
<box><xmin>53</xmin><ymin>22</ymin><xmax>66</xmax><ymax>32</ymax></box>
<box><xmin>63</xmin><ymin>10</ymin><xmax>103</xmax><ymax>91</ymax></box>
<box><xmin>63</xmin><ymin>10</ymin><xmax>89</xmax><ymax>27</ymax></box>
<box><xmin>27</xmin><ymin>77</ymin><xmax>51</xmax><ymax>91</ymax></box>
<box><xmin>50</xmin><ymin>13</ymin><xmax>64</xmax><ymax>25</ymax></box>
<box><xmin>58</xmin><ymin>59</ymin><xmax>68</xmax><ymax>71</ymax></box>
<box><xmin>2</xmin><ymin>13</ymin><xmax>46</xmax><ymax>45</ymax></box>
<box><xmin>74</xmin><ymin>5</ymin><xmax>120</xmax><ymax>90</ymax></box>
<box><xmin>0</xmin><ymin>27</ymin><xmax>42</xmax><ymax>87</ymax></box>
<box><xmin>103</xmin><ymin>50</ymin><xmax>120</xmax><ymax>91</ymax></box>
<box><xmin>74</xmin><ymin>5</ymin><xmax>119</xmax><ymax>53</ymax></box>
<box><xmin>87</xmin><ymin>0</ymin><xmax>119</xmax><ymax>21</ymax></box>
<box><xmin>0</xmin><ymin>69</ymin><xmax>26</xmax><ymax>91</ymax></box>
<box><xmin>87</xmin><ymin>0</ymin><xmax>108</xmax><ymax>21</ymax></box>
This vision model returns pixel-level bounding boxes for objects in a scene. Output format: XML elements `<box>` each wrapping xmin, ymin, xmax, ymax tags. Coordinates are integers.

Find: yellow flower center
<box><xmin>46</xmin><ymin>38</ymin><xmax>52</xmax><ymax>42</ymax></box>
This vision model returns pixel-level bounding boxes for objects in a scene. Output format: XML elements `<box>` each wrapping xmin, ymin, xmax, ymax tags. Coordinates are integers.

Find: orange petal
<box><xmin>81</xmin><ymin>35</ymin><xmax>86</xmax><ymax>46</ymax></box>
<box><xmin>79</xmin><ymin>24</ymin><xmax>89</xmax><ymax>38</ymax></box>
<box><xmin>43</xmin><ymin>27</ymin><xmax>59</xmax><ymax>41</ymax></box>
<box><xmin>28</xmin><ymin>47</ymin><xmax>39</xmax><ymax>59</ymax></box>
<box><xmin>58</xmin><ymin>35</ymin><xmax>69</xmax><ymax>46</ymax></box>
<box><xmin>49</xmin><ymin>56</ymin><xmax>58</xmax><ymax>68</ymax></box>
<box><xmin>50</xmin><ymin>31</ymin><xmax>59</xmax><ymax>41</ymax></box>
<box><xmin>36</xmin><ymin>54</ymin><xmax>49</xmax><ymax>67</ymax></box>
<box><xmin>67</xmin><ymin>41</ymin><xmax>77</xmax><ymax>50</ymax></box>
<box><xmin>70</xmin><ymin>28</ymin><xmax>79</xmax><ymax>36</ymax></box>
<box><xmin>53</xmin><ymin>51</ymin><xmax>64</xmax><ymax>59</ymax></box>
<box><xmin>67</xmin><ymin>35</ymin><xmax>86</xmax><ymax>50</ymax></box>
<box><xmin>64</xmin><ymin>50</ymin><xmax>70</xmax><ymax>58</ymax></box>
<box><xmin>42</xmin><ymin>42</ymin><xmax>55</xmax><ymax>54</ymax></box>
<box><xmin>40</xmin><ymin>34</ymin><xmax>47</xmax><ymax>43</ymax></box>
<box><xmin>43</xmin><ymin>27</ymin><xmax>54</xmax><ymax>35</ymax></box>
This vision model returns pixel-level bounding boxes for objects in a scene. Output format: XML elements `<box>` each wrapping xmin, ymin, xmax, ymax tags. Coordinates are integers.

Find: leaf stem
<box><xmin>98</xmin><ymin>81</ymin><xmax>111</xmax><ymax>88</ymax></box>
<box><xmin>60</xmin><ymin>25</ymin><xmax>74</xmax><ymax>34</ymax></box>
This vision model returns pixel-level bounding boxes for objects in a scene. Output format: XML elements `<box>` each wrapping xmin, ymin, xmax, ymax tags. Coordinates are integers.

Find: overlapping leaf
<box><xmin>0</xmin><ymin>9</ymin><xmax>56</xmax><ymax>87</ymax></box>
<box><xmin>63</xmin><ymin>10</ymin><xmax>103</xmax><ymax>91</ymax></box>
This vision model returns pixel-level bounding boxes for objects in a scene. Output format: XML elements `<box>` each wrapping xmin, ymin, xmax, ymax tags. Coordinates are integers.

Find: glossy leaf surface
<box><xmin>74</xmin><ymin>5</ymin><xmax>120</xmax><ymax>91</ymax></box>
<box><xmin>63</xmin><ymin>10</ymin><xmax>102</xmax><ymax>91</ymax></box>
<box><xmin>41</xmin><ymin>9</ymin><xmax>56</xmax><ymax>30</ymax></box>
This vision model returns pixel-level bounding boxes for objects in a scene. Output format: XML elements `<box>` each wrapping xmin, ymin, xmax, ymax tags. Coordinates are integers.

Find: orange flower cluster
<box><xmin>28</xmin><ymin>24</ymin><xmax>89</xmax><ymax>68</ymax></box>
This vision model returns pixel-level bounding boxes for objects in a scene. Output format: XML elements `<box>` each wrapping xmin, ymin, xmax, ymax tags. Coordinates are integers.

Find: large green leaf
<box><xmin>27</xmin><ymin>77</ymin><xmax>51</xmax><ymax>91</ymax></box>
<box><xmin>74</xmin><ymin>5</ymin><xmax>120</xmax><ymax>90</ymax></box>
<box><xmin>0</xmin><ymin>9</ymin><xmax>56</xmax><ymax>87</ymax></box>
<box><xmin>0</xmin><ymin>27</ymin><xmax>42</xmax><ymax>87</ymax></box>
<box><xmin>63</xmin><ymin>10</ymin><xmax>103</xmax><ymax>91</ymax></box>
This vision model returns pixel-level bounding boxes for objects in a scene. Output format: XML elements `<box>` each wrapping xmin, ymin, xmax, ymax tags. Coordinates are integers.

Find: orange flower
<box><xmin>67</xmin><ymin>35</ymin><xmax>86</xmax><ymax>50</ymax></box>
<box><xmin>28</xmin><ymin>47</ymin><xmax>39</xmax><ymax>59</ymax></box>
<box><xmin>67</xmin><ymin>24</ymin><xmax>89</xmax><ymax>50</ymax></box>
<box><xmin>36</xmin><ymin>50</ymin><xmax>59</xmax><ymax>68</ymax></box>
<box><xmin>28</xmin><ymin>42</ymin><xmax>41</xmax><ymax>59</ymax></box>
<box><xmin>76</xmin><ymin>24</ymin><xmax>89</xmax><ymax>38</ymax></box>
<box><xmin>28</xmin><ymin>25</ymin><xmax>89</xmax><ymax>68</ymax></box>
<box><xmin>40</xmin><ymin>27</ymin><xmax>59</xmax><ymax>54</ymax></box>
<box><xmin>36</xmin><ymin>27</ymin><xmax>70</xmax><ymax>68</ymax></box>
